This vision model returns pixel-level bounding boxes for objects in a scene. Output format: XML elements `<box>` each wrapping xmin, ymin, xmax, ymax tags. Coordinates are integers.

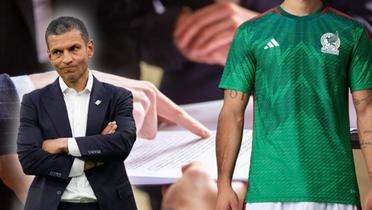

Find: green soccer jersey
<box><xmin>219</xmin><ymin>4</ymin><xmax>372</xmax><ymax>205</ymax></box>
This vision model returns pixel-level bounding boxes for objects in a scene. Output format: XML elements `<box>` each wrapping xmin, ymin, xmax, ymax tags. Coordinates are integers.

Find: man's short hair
<box><xmin>45</xmin><ymin>16</ymin><xmax>89</xmax><ymax>46</ymax></box>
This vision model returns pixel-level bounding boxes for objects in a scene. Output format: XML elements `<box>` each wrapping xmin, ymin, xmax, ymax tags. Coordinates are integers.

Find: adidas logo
<box><xmin>264</xmin><ymin>38</ymin><xmax>280</xmax><ymax>49</ymax></box>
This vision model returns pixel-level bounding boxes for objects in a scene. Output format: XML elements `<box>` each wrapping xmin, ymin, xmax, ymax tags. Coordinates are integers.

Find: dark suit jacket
<box><xmin>17</xmin><ymin>76</ymin><xmax>137</xmax><ymax>210</ymax></box>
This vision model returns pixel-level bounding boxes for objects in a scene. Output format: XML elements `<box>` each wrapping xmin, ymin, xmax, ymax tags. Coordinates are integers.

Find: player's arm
<box><xmin>216</xmin><ymin>89</ymin><xmax>249</xmax><ymax>210</ymax></box>
<box><xmin>352</xmin><ymin>90</ymin><xmax>372</xmax><ymax>210</ymax></box>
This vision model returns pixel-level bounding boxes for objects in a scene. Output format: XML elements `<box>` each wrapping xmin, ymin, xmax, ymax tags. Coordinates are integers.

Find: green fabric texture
<box><xmin>219</xmin><ymin>4</ymin><xmax>372</xmax><ymax>205</ymax></box>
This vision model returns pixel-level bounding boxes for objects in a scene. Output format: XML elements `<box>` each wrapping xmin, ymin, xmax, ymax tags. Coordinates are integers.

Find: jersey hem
<box><xmin>245</xmin><ymin>196</ymin><xmax>360</xmax><ymax>206</ymax></box>
<box><xmin>350</xmin><ymin>84</ymin><xmax>372</xmax><ymax>92</ymax></box>
<box><xmin>218</xmin><ymin>84</ymin><xmax>249</xmax><ymax>94</ymax></box>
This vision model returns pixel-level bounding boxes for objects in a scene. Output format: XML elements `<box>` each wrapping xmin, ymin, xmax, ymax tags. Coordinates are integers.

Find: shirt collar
<box><xmin>59</xmin><ymin>70</ymin><xmax>93</xmax><ymax>94</ymax></box>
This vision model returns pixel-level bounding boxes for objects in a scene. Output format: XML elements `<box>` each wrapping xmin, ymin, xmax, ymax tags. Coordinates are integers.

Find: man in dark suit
<box><xmin>17</xmin><ymin>16</ymin><xmax>137</xmax><ymax>210</ymax></box>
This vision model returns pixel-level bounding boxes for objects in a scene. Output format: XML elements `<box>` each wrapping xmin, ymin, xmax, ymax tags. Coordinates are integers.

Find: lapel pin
<box><xmin>95</xmin><ymin>100</ymin><xmax>102</xmax><ymax>106</ymax></box>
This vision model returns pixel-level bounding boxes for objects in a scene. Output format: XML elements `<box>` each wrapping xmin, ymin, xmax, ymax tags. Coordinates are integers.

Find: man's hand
<box><xmin>84</xmin><ymin>122</ymin><xmax>116</xmax><ymax>170</ymax></box>
<box><xmin>84</xmin><ymin>160</ymin><xmax>95</xmax><ymax>171</ymax></box>
<box><xmin>101</xmin><ymin>121</ymin><xmax>117</xmax><ymax>135</ymax></box>
<box><xmin>215</xmin><ymin>184</ymin><xmax>240</xmax><ymax>210</ymax></box>
<box><xmin>42</xmin><ymin>138</ymin><xmax>68</xmax><ymax>154</ymax></box>
<box><xmin>42</xmin><ymin>122</ymin><xmax>117</xmax><ymax>154</ymax></box>
<box><xmin>174</xmin><ymin>2</ymin><xmax>258</xmax><ymax>65</ymax></box>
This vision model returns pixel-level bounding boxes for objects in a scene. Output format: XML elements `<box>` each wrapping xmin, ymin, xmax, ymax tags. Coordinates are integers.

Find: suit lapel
<box><xmin>86</xmin><ymin>77</ymin><xmax>110</xmax><ymax>136</ymax></box>
<box><xmin>41</xmin><ymin>79</ymin><xmax>73</xmax><ymax>137</ymax></box>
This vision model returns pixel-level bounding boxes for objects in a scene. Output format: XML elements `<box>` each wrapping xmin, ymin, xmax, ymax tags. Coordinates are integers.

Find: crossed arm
<box><xmin>352</xmin><ymin>89</ymin><xmax>372</xmax><ymax>210</ymax></box>
<box><xmin>17</xmin><ymin>92</ymin><xmax>136</xmax><ymax>180</ymax></box>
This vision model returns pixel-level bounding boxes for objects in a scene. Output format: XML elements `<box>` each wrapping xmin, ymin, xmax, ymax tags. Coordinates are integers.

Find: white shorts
<box><xmin>244</xmin><ymin>202</ymin><xmax>360</xmax><ymax>210</ymax></box>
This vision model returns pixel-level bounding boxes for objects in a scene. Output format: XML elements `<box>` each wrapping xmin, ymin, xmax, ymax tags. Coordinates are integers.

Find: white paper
<box><xmin>125</xmin><ymin>130</ymin><xmax>252</xmax><ymax>185</ymax></box>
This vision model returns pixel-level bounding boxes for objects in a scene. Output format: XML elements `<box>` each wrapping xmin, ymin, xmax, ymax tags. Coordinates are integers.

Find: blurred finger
<box><xmin>175</xmin><ymin>3</ymin><xmax>235</xmax><ymax>49</ymax></box>
<box><xmin>208</xmin><ymin>43</ymin><xmax>231</xmax><ymax>65</ymax></box>
<box><xmin>175</xmin><ymin>2</ymin><xmax>234</xmax><ymax>37</ymax></box>
<box><xmin>155</xmin><ymin>90</ymin><xmax>211</xmax><ymax>138</ymax></box>
<box><xmin>198</xmin><ymin>30</ymin><xmax>234</xmax><ymax>55</ymax></box>
<box><xmin>132</xmin><ymin>88</ymin><xmax>158</xmax><ymax>139</ymax></box>
<box><xmin>161</xmin><ymin>185</ymin><xmax>172</xmax><ymax>196</ymax></box>
<box><xmin>109</xmin><ymin>123</ymin><xmax>117</xmax><ymax>134</ymax></box>
<box><xmin>191</xmin><ymin>17</ymin><xmax>236</xmax><ymax>50</ymax></box>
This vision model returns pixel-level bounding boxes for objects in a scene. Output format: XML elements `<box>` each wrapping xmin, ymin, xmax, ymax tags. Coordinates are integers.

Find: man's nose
<box><xmin>62</xmin><ymin>51</ymin><xmax>73</xmax><ymax>64</ymax></box>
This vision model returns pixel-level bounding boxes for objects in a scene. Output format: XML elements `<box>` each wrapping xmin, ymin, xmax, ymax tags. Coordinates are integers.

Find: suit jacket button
<box><xmin>57</xmin><ymin>190</ymin><xmax>62</xmax><ymax>195</ymax></box>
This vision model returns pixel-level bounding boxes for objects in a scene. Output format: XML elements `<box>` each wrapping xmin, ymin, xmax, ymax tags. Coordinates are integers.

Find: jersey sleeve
<box><xmin>349</xmin><ymin>26</ymin><xmax>372</xmax><ymax>92</ymax></box>
<box><xmin>219</xmin><ymin>24</ymin><xmax>256</xmax><ymax>94</ymax></box>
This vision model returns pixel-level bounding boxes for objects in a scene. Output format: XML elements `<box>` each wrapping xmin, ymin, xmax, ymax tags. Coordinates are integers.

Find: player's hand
<box><xmin>101</xmin><ymin>121</ymin><xmax>117</xmax><ymax>135</ymax></box>
<box><xmin>42</xmin><ymin>138</ymin><xmax>68</xmax><ymax>154</ymax></box>
<box><xmin>174</xmin><ymin>2</ymin><xmax>258</xmax><ymax>65</ymax></box>
<box><xmin>215</xmin><ymin>184</ymin><xmax>240</xmax><ymax>210</ymax></box>
<box><xmin>365</xmin><ymin>189</ymin><xmax>372</xmax><ymax>210</ymax></box>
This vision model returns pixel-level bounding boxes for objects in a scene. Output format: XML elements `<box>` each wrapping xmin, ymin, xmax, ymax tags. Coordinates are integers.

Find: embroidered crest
<box><xmin>321</xmin><ymin>32</ymin><xmax>340</xmax><ymax>55</ymax></box>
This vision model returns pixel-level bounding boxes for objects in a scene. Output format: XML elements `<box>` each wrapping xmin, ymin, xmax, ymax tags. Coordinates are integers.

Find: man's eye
<box><xmin>71</xmin><ymin>46</ymin><xmax>80</xmax><ymax>51</ymax></box>
<box><xmin>53</xmin><ymin>51</ymin><xmax>62</xmax><ymax>56</ymax></box>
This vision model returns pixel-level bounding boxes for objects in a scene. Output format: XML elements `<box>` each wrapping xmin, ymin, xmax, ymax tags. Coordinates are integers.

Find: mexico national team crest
<box><xmin>321</xmin><ymin>32</ymin><xmax>341</xmax><ymax>55</ymax></box>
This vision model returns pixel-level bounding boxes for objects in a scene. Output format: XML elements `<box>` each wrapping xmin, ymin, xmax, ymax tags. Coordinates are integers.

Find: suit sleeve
<box><xmin>17</xmin><ymin>93</ymin><xmax>74</xmax><ymax>180</ymax></box>
<box><xmin>75</xmin><ymin>91</ymin><xmax>136</xmax><ymax>162</ymax></box>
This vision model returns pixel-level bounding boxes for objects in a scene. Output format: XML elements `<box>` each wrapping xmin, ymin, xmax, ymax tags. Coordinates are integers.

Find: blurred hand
<box><xmin>0</xmin><ymin>154</ymin><xmax>33</xmax><ymax>203</ymax></box>
<box><xmin>366</xmin><ymin>189</ymin><xmax>372</xmax><ymax>210</ymax></box>
<box><xmin>174</xmin><ymin>2</ymin><xmax>258</xmax><ymax>65</ymax></box>
<box><xmin>29</xmin><ymin>71</ymin><xmax>211</xmax><ymax>140</ymax></box>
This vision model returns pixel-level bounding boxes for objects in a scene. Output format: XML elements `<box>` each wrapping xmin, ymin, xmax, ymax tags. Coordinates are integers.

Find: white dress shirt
<box><xmin>59</xmin><ymin>72</ymin><xmax>97</xmax><ymax>202</ymax></box>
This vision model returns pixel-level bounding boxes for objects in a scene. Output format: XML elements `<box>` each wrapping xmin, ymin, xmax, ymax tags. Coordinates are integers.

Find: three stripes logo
<box><xmin>264</xmin><ymin>38</ymin><xmax>280</xmax><ymax>49</ymax></box>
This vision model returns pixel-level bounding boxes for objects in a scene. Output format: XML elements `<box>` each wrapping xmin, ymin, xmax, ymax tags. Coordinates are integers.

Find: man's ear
<box><xmin>87</xmin><ymin>40</ymin><xmax>94</xmax><ymax>58</ymax></box>
<box><xmin>47</xmin><ymin>49</ymin><xmax>52</xmax><ymax>62</ymax></box>
<box><xmin>46</xmin><ymin>38</ymin><xmax>52</xmax><ymax>62</ymax></box>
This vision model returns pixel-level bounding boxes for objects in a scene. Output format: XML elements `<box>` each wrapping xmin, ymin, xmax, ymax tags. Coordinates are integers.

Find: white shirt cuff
<box><xmin>10</xmin><ymin>75</ymin><xmax>35</xmax><ymax>100</ymax></box>
<box><xmin>67</xmin><ymin>138</ymin><xmax>81</xmax><ymax>157</ymax></box>
<box><xmin>68</xmin><ymin>158</ymin><xmax>84</xmax><ymax>177</ymax></box>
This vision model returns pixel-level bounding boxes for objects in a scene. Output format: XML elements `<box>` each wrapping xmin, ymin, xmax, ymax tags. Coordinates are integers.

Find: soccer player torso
<box><xmin>224</xmin><ymin>5</ymin><xmax>370</xmax><ymax>205</ymax></box>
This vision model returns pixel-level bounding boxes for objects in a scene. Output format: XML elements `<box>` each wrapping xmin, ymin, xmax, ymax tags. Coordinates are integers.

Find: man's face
<box><xmin>47</xmin><ymin>29</ymin><xmax>93</xmax><ymax>85</ymax></box>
